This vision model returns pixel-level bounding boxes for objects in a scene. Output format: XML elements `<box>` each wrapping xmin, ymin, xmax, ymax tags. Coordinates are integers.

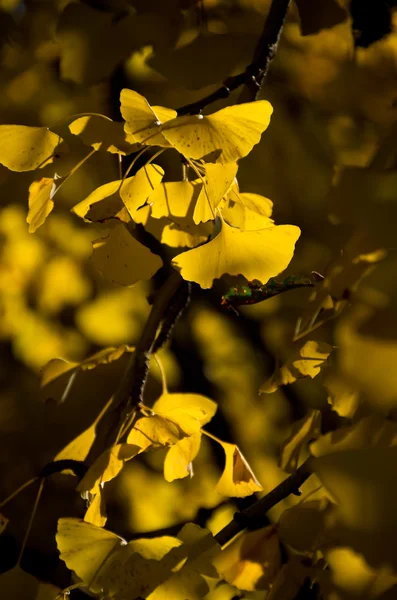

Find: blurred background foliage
<box><xmin>2</xmin><ymin>0</ymin><xmax>397</xmax><ymax>598</ymax></box>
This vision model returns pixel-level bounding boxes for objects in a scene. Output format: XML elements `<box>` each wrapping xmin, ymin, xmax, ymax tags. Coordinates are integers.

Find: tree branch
<box><xmin>176</xmin><ymin>0</ymin><xmax>292</xmax><ymax>116</ymax></box>
<box><xmin>215</xmin><ymin>459</ymin><xmax>312</xmax><ymax>547</ymax></box>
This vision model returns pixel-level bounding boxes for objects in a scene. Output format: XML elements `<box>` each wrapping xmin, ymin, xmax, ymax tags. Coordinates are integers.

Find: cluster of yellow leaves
<box><xmin>0</xmin><ymin>88</ymin><xmax>300</xmax><ymax>292</ymax></box>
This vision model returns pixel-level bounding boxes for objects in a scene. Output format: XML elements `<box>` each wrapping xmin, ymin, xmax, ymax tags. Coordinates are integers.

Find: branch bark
<box><xmin>177</xmin><ymin>0</ymin><xmax>292</xmax><ymax>115</ymax></box>
<box><xmin>215</xmin><ymin>459</ymin><xmax>312</xmax><ymax>547</ymax></box>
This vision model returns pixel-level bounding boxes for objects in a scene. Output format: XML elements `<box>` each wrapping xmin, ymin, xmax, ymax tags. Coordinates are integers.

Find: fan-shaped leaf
<box><xmin>0</xmin><ymin>125</ymin><xmax>61</xmax><ymax>171</ymax></box>
<box><xmin>216</xmin><ymin>442</ymin><xmax>263</xmax><ymax>498</ymax></box>
<box><xmin>120</xmin><ymin>88</ymin><xmax>176</xmax><ymax>146</ymax></box>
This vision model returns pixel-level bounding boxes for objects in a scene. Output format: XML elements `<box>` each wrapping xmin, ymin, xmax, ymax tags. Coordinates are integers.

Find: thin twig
<box><xmin>215</xmin><ymin>459</ymin><xmax>312</xmax><ymax>547</ymax></box>
<box><xmin>177</xmin><ymin>0</ymin><xmax>291</xmax><ymax>115</ymax></box>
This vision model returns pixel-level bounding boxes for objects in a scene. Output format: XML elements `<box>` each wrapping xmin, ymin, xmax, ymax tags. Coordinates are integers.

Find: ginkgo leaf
<box><xmin>77</xmin><ymin>443</ymin><xmax>140</xmax><ymax>495</ymax></box>
<box><xmin>26</xmin><ymin>178</ymin><xmax>56</xmax><ymax>233</ymax></box>
<box><xmin>216</xmin><ymin>442</ymin><xmax>263</xmax><ymax>498</ymax></box>
<box><xmin>56</xmin><ymin>518</ymin><xmax>127</xmax><ymax>594</ymax></box>
<box><xmin>120</xmin><ymin>88</ymin><xmax>176</xmax><ymax>146</ymax></box>
<box><xmin>0</xmin><ymin>566</ymin><xmax>61</xmax><ymax>600</ymax></box>
<box><xmin>164</xmin><ymin>432</ymin><xmax>202</xmax><ymax>482</ymax></box>
<box><xmin>72</xmin><ymin>178</ymin><xmax>129</xmax><ymax>221</ymax></box>
<box><xmin>120</xmin><ymin>164</ymin><xmax>164</xmax><ymax>219</ymax></box>
<box><xmin>69</xmin><ymin>115</ymin><xmax>139</xmax><ymax>155</ymax></box>
<box><xmin>213</xmin><ymin>526</ymin><xmax>281</xmax><ymax>591</ymax></box>
<box><xmin>127</xmin><ymin>415</ymin><xmax>181</xmax><ymax>450</ymax></box>
<box><xmin>221</xmin><ymin>190</ymin><xmax>274</xmax><ymax>230</ymax></box>
<box><xmin>152</xmin><ymin>393</ymin><xmax>217</xmax><ymax>435</ymax></box>
<box><xmin>280</xmin><ymin>409</ymin><xmax>322</xmax><ymax>473</ymax></box>
<box><xmin>277</xmin><ymin>498</ymin><xmax>332</xmax><ymax>553</ymax></box>
<box><xmin>149</xmin><ymin>180</ymin><xmax>203</xmax><ymax>220</ymax></box>
<box><xmin>322</xmin><ymin>369</ymin><xmax>360</xmax><ymax>418</ymax></box>
<box><xmin>91</xmin><ymin>222</ymin><xmax>163</xmax><ymax>286</ymax></box>
<box><xmin>260</xmin><ymin>341</ymin><xmax>333</xmax><ymax>394</ymax></box>
<box><xmin>193</xmin><ymin>163</ymin><xmax>238</xmax><ymax>224</ymax></box>
<box><xmin>172</xmin><ymin>220</ymin><xmax>300</xmax><ymax>289</ymax></box>
<box><xmin>161</xmin><ymin>100</ymin><xmax>273</xmax><ymax>164</ymax></box>
<box><xmin>0</xmin><ymin>125</ymin><xmax>61</xmax><ymax>171</ymax></box>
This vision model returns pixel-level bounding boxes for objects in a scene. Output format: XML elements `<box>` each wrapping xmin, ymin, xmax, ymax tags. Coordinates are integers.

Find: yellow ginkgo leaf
<box><xmin>153</xmin><ymin>393</ymin><xmax>217</xmax><ymax>435</ymax></box>
<box><xmin>120</xmin><ymin>163</ymin><xmax>164</xmax><ymax>219</ymax></box>
<box><xmin>0</xmin><ymin>566</ymin><xmax>61</xmax><ymax>600</ymax></box>
<box><xmin>260</xmin><ymin>341</ymin><xmax>333</xmax><ymax>394</ymax></box>
<box><xmin>77</xmin><ymin>443</ymin><xmax>140</xmax><ymax>496</ymax></box>
<box><xmin>72</xmin><ymin>178</ymin><xmax>128</xmax><ymax>221</ymax></box>
<box><xmin>91</xmin><ymin>222</ymin><xmax>163</xmax><ymax>286</ymax></box>
<box><xmin>56</xmin><ymin>518</ymin><xmax>127</xmax><ymax>594</ymax></box>
<box><xmin>161</xmin><ymin>100</ymin><xmax>273</xmax><ymax>164</ymax></box>
<box><xmin>149</xmin><ymin>180</ymin><xmax>203</xmax><ymax>220</ymax></box>
<box><xmin>221</xmin><ymin>189</ymin><xmax>274</xmax><ymax>230</ymax></box>
<box><xmin>127</xmin><ymin>415</ymin><xmax>181</xmax><ymax>450</ymax></box>
<box><xmin>280</xmin><ymin>409</ymin><xmax>322</xmax><ymax>473</ymax></box>
<box><xmin>69</xmin><ymin>115</ymin><xmax>139</xmax><ymax>155</ymax></box>
<box><xmin>193</xmin><ymin>163</ymin><xmax>238</xmax><ymax>224</ymax></box>
<box><xmin>0</xmin><ymin>125</ymin><xmax>61</xmax><ymax>171</ymax></box>
<box><xmin>164</xmin><ymin>432</ymin><xmax>202</xmax><ymax>482</ymax></box>
<box><xmin>216</xmin><ymin>442</ymin><xmax>263</xmax><ymax>498</ymax></box>
<box><xmin>213</xmin><ymin>526</ymin><xmax>281</xmax><ymax>591</ymax></box>
<box><xmin>0</xmin><ymin>513</ymin><xmax>9</xmax><ymax>535</ymax></box>
<box><xmin>26</xmin><ymin>178</ymin><xmax>56</xmax><ymax>233</ymax></box>
<box><xmin>172</xmin><ymin>220</ymin><xmax>300</xmax><ymax>289</ymax></box>
<box><xmin>120</xmin><ymin>88</ymin><xmax>176</xmax><ymax>146</ymax></box>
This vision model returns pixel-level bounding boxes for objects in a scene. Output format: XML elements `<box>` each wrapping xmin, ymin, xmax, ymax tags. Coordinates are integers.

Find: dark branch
<box><xmin>176</xmin><ymin>0</ymin><xmax>292</xmax><ymax>115</ymax></box>
<box><xmin>215</xmin><ymin>459</ymin><xmax>312</xmax><ymax>547</ymax></box>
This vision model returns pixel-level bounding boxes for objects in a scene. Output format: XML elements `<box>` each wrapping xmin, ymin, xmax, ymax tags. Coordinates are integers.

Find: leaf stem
<box><xmin>0</xmin><ymin>477</ymin><xmax>38</xmax><ymax>509</ymax></box>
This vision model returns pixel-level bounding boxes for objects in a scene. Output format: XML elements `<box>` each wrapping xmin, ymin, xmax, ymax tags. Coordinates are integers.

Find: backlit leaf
<box><xmin>127</xmin><ymin>415</ymin><xmax>181</xmax><ymax>450</ymax></box>
<box><xmin>0</xmin><ymin>125</ymin><xmax>61</xmax><ymax>171</ymax></box>
<box><xmin>26</xmin><ymin>178</ymin><xmax>55</xmax><ymax>233</ymax></box>
<box><xmin>280</xmin><ymin>408</ymin><xmax>322</xmax><ymax>473</ymax></box>
<box><xmin>193</xmin><ymin>163</ymin><xmax>238</xmax><ymax>224</ymax></box>
<box><xmin>149</xmin><ymin>180</ymin><xmax>203</xmax><ymax>220</ymax></box>
<box><xmin>120</xmin><ymin>88</ymin><xmax>176</xmax><ymax>146</ymax></box>
<box><xmin>91</xmin><ymin>222</ymin><xmax>163</xmax><ymax>286</ymax></box>
<box><xmin>120</xmin><ymin>163</ymin><xmax>164</xmax><ymax>219</ymax></box>
<box><xmin>161</xmin><ymin>100</ymin><xmax>273</xmax><ymax>164</ymax></box>
<box><xmin>72</xmin><ymin>178</ymin><xmax>128</xmax><ymax>221</ymax></box>
<box><xmin>164</xmin><ymin>432</ymin><xmax>201</xmax><ymax>482</ymax></box>
<box><xmin>221</xmin><ymin>189</ymin><xmax>274</xmax><ymax>230</ymax></box>
<box><xmin>153</xmin><ymin>392</ymin><xmax>217</xmax><ymax>435</ymax></box>
<box><xmin>0</xmin><ymin>567</ymin><xmax>60</xmax><ymax>600</ymax></box>
<box><xmin>56</xmin><ymin>518</ymin><xmax>126</xmax><ymax>594</ymax></box>
<box><xmin>213</xmin><ymin>526</ymin><xmax>281</xmax><ymax>591</ymax></box>
<box><xmin>173</xmin><ymin>220</ymin><xmax>300</xmax><ymax>289</ymax></box>
<box><xmin>260</xmin><ymin>341</ymin><xmax>333</xmax><ymax>393</ymax></box>
<box><xmin>69</xmin><ymin>115</ymin><xmax>139</xmax><ymax>155</ymax></box>
<box><xmin>216</xmin><ymin>442</ymin><xmax>263</xmax><ymax>498</ymax></box>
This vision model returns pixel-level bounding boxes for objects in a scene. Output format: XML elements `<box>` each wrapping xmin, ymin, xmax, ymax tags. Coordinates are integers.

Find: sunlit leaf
<box><xmin>26</xmin><ymin>178</ymin><xmax>56</xmax><ymax>233</ymax></box>
<box><xmin>120</xmin><ymin>88</ymin><xmax>176</xmax><ymax>146</ymax></box>
<box><xmin>216</xmin><ymin>442</ymin><xmax>263</xmax><ymax>498</ymax></box>
<box><xmin>164</xmin><ymin>432</ymin><xmax>202</xmax><ymax>482</ymax></box>
<box><xmin>0</xmin><ymin>567</ymin><xmax>60</xmax><ymax>600</ymax></box>
<box><xmin>153</xmin><ymin>393</ymin><xmax>217</xmax><ymax>435</ymax></box>
<box><xmin>173</xmin><ymin>219</ymin><xmax>300</xmax><ymax>289</ymax></box>
<box><xmin>56</xmin><ymin>518</ymin><xmax>126</xmax><ymax>593</ymax></box>
<box><xmin>91</xmin><ymin>222</ymin><xmax>162</xmax><ymax>286</ymax></box>
<box><xmin>280</xmin><ymin>409</ymin><xmax>322</xmax><ymax>473</ymax></box>
<box><xmin>149</xmin><ymin>180</ymin><xmax>203</xmax><ymax>220</ymax></box>
<box><xmin>221</xmin><ymin>189</ymin><xmax>274</xmax><ymax>230</ymax></box>
<box><xmin>69</xmin><ymin>115</ymin><xmax>139</xmax><ymax>155</ymax></box>
<box><xmin>322</xmin><ymin>369</ymin><xmax>360</xmax><ymax>418</ymax></box>
<box><xmin>260</xmin><ymin>341</ymin><xmax>333</xmax><ymax>393</ymax></box>
<box><xmin>161</xmin><ymin>100</ymin><xmax>273</xmax><ymax>164</ymax></box>
<box><xmin>193</xmin><ymin>163</ymin><xmax>238</xmax><ymax>224</ymax></box>
<box><xmin>213</xmin><ymin>526</ymin><xmax>281</xmax><ymax>591</ymax></box>
<box><xmin>120</xmin><ymin>163</ymin><xmax>164</xmax><ymax>219</ymax></box>
<box><xmin>127</xmin><ymin>415</ymin><xmax>181</xmax><ymax>450</ymax></box>
<box><xmin>72</xmin><ymin>178</ymin><xmax>128</xmax><ymax>221</ymax></box>
<box><xmin>0</xmin><ymin>125</ymin><xmax>61</xmax><ymax>171</ymax></box>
